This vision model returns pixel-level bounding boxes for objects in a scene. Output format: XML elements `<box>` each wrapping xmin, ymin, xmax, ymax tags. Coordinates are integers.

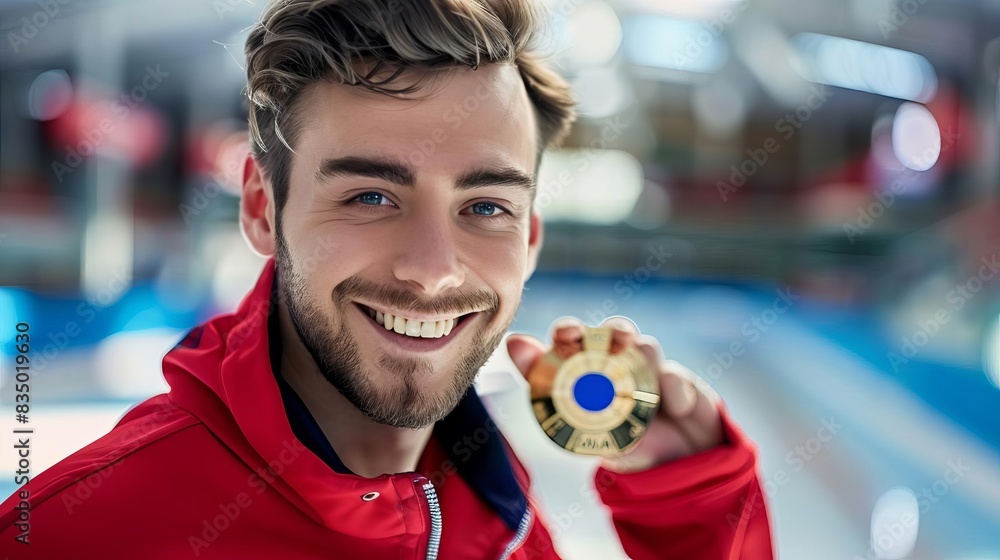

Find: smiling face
<box><xmin>242</xmin><ymin>63</ymin><xmax>542</xmax><ymax>428</ymax></box>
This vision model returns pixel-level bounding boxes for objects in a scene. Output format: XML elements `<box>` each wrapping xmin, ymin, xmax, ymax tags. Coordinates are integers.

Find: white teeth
<box><xmin>365</xmin><ymin>305</ymin><xmax>464</xmax><ymax>339</ymax></box>
<box><xmin>420</xmin><ymin>321</ymin><xmax>436</xmax><ymax>338</ymax></box>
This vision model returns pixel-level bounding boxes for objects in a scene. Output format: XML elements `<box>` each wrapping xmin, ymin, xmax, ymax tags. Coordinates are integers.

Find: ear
<box><xmin>240</xmin><ymin>153</ymin><xmax>276</xmax><ymax>258</ymax></box>
<box><xmin>523</xmin><ymin>209</ymin><xmax>543</xmax><ymax>281</ymax></box>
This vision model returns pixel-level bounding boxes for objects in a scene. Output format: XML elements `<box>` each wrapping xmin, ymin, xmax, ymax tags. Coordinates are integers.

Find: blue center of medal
<box><xmin>573</xmin><ymin>373</ymin><xmax>615</xmax><ymax>412</ymax></box>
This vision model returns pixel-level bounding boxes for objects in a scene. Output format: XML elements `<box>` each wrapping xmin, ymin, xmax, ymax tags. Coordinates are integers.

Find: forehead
<box><xmin>293</xmin><ymin>64</ymin><xmax>539</xmax><ymax>175</ymax></box>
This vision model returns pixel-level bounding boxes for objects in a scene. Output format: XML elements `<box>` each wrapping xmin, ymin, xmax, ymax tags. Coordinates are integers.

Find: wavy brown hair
<box><xmin>244</xmin><ymin>0</ymin><xmax>577</xmax><ymax>212</ymax></box>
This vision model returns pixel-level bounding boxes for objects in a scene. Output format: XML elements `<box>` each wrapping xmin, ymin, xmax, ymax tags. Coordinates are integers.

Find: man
<box><xmin>0</xmin><ymin>0</ymin><xmax>774</xmax><ymax>558</ymax></box>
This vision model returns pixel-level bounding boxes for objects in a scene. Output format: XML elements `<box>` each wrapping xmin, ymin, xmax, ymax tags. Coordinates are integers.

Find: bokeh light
<box><xmin>561</xmin><ymin>1</ymin><xmax>622</xmax><ymax>68</ymax></box>
<box><xmin>870</xmin><ymin>487</ymin><xmax>920</xmax><ymax>559</ymax></box>
<box><xmin>536</xmin><ymin>149</ymin><xmax>643</xmax><ymax>225</ymax></box>
<box><xmin>26</xmin><ymin>69</ymin><xmax>73</xmax><ymax>121</ymax></box>
<box><xmin>892</xmin><ymin>102</ymin><xmax>942</xmax><ymax>172</ymax></box>
<box><xmin>622</xmin><ymin>15</ymin><xmax>729</xmax><ymax>74</ymax></box>
<box><xmin>984</xmin><ymin>315</ymin><xmax>1000</xmax><ymax>391</ymax></box>
<box><xmin>792</xmin><ymin>33</ymin><xmax>938</xmax><ymax>102</ymax></box>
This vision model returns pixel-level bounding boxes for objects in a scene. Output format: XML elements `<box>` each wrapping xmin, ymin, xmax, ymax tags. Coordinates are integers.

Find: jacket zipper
<box><xmin>497</xmin><ymin>507</ymin><xmax>533</xmax><ymax>560</ymax></box>
<box><xmin>413</xmin><ymin>476</ymin><xmax>532</xmax><ymax>560</ymax></box>
<box><xmin>416</xmin><ymin>478</ymin><xmax>442</xmax><ymax>560</ymax></box>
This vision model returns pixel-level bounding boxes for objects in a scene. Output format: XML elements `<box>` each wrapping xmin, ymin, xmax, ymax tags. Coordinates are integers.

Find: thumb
<box><xmin>505</xmin><ymin>334</ymin><xmax>547</xmax><ymax>379</ymax></box>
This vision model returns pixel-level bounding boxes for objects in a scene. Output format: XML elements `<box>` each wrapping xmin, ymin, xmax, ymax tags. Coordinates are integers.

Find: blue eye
<box><xmin>471</xmin><ymin>202</ymin><xmax>500</xmax><ymax>216</ymax></box>
<box><xmin>356</xmin><ymin>192</ymin><xmax>386</xmax><ymax>205</ymax></box>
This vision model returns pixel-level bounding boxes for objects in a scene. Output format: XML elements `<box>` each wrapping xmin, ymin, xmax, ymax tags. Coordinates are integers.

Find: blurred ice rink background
<box><xmin>1</xmin><ymin>0</ymin><xmax>999</xmax><ymax>558</ymax></box>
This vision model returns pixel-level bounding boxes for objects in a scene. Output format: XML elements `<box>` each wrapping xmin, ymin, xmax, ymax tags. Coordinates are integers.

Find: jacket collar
<box><xmin>164</xmin><ymin>259</ymin><xmax>527</xmax><ymax>534</ymax></box>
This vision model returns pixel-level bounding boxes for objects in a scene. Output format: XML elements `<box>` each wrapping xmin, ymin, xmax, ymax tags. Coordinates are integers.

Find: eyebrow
<box><xmin>315</xmin><ymin>156</ymin><xmax>535</xmax><ymax>193</ymax></box>
<box><xmin>316</xmin><ymin>156</ymin><xmax>414</xmax><ymax>187</ymax></box>
<box><xmin>455</xmin><ymin>166</ymin><xmax>535</xmax><ymax>193</ymax></box>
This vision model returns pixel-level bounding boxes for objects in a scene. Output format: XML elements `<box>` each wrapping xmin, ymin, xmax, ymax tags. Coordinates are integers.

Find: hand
<box><xmin>506</xmin><ymin>316</ymin><xmax>726</xmax><ymax>473</ymax></box>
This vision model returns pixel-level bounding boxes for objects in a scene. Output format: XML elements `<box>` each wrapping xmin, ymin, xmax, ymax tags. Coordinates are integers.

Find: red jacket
<box><xmin>0</xmin><ymin>262</ymin><xmax>774</xmax><ymax>559</ymax></box>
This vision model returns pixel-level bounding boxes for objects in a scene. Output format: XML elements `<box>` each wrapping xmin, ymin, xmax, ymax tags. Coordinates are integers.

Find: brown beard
<box><xmin>274</xmin><ymin>221</ymin><xmax>512</xmax><ymax>428</ymax></box>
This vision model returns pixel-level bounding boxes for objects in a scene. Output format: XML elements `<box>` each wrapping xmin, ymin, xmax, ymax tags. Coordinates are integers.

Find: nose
<box><xmin>391</xmin><ymin>210</ymin><xmax>465</xmax><ymax>296</ymax></box>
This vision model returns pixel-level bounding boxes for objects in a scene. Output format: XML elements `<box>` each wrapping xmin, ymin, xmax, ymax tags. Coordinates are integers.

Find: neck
<box><xmin>277</xmin><ymin>302</ymin><xmax>433</xmax><ymax>479</ymax></box>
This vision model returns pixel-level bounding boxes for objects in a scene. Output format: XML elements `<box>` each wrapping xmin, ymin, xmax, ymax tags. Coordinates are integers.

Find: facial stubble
<box><xmin>274</xmin><ymin>222</ymin><xmax>513</xmax><ymax>429</ymax></box>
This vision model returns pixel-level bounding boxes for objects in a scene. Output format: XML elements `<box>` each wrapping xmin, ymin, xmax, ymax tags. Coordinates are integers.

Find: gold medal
<box><xmin>527</xmin><ymin>326</ymin><xmax>660</xmax><ymax>456</ymax></box>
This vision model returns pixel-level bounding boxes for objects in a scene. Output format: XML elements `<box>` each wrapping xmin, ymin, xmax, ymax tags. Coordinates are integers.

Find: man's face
<box><xmin>273</xmin><ymin>64</ymin><xmax>541</xmax><ymax>429</ymax></box>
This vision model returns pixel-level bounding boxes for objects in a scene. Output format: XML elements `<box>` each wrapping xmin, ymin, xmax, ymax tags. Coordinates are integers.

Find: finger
<box><xmin>634</xmin><ymin>334</ymin><xmax>665</xmax><ymax>362</ymax></box>
<box><xmin>506</xmin><ymin>334</ymin><xmax>547</xmax><ymax>380</ymax></box>
<box><xmin>549</xmin><ymin>316</ymin><xmax>584</xmax><ymax>359</ymax></box>
<box><xmin>659</xmin><ymin>370</ymin><xmax>699</xmax><ymax>419</ymax></box>
<box><xmin>662</xmin><ymin>359</ymin><xmax>721</xmax><ymax>405</ymax></box>
<box><xmin>633</xmin><ymin>338</ymin><xmax>696</xmax><ymax>417</ymax></box>
<box><xmin>658</xmin><ymin>360</ymin><xmax>725</xmax><ymax>450</ymax></box>
<box><xmin>599</xmin><ymin>315</ymin><xmax>640</xmax><ymax>355</ymax></box>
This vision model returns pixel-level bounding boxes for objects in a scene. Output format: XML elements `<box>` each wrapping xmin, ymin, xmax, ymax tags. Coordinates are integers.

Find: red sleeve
<box><xmin>594</xmin><ymin>404</ymin><xmax>775</xmax><ymax>560</ymax></box>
